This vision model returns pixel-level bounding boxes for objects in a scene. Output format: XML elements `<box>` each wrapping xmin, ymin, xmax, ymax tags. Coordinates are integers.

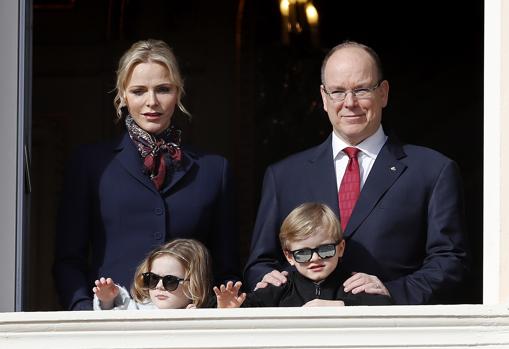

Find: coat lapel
<box><xmin>115</xmin><ymin>133</ymin><xmax>158</xmax><ymax>194</ymax></box>
<box><xmin>308</xmin><ymin>135</ymin><xmax>340</xmax><ymax>217</ymax></box>
<box><xmin>343</xmin><ymin>137</ymin><xmax>407</xmax><ymax>238</ymax></box>
<box><xmin>114</xmin><ymin>132</ymin><xmax>196</xmax><ymax>195</ymax></box>
<box><xmin>159</xmin><ymin>148</ymin><xmax>196</xmax><ymax>195</ymax></box>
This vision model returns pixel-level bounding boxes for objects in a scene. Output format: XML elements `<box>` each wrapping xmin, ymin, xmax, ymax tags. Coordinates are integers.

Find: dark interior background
<box><xmin>28</xmin><ymin>0</ymin><xmax>483</xmax><ymax>310</ymax></box>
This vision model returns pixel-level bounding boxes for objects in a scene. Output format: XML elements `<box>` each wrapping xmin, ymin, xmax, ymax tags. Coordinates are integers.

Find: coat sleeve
<box><xmin>384</xmin><ymin>160</ymin><xmax>470</xmax><ymax>304</ymax></box>
<box><xmin>243</xmin><ymin>166</ymin><xmax>289</xmax><ymax>291</ymax></box>
<box><xmin>241</xmin><ymin>284</ymin><xmax>289</xmax><ymax>307</ymax></box>
<box><xmin>53</xmin><ymin>146</ymin><xmax>95</xmax><ymax>310</ymax></box>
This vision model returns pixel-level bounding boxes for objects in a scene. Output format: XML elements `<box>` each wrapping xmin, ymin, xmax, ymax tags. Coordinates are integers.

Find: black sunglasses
<box><xmin>142</xmin><ymin>272</ymin><xmax>188</xmax><ymax>292</ymax></box>
<box><xmin>290</xmin><ymin>242</ymin><xmax>340</xmax><ymax>263</ymax></box>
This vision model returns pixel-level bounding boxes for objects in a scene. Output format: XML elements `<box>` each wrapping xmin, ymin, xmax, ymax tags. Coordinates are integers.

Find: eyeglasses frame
<box><xmin>321</xmin><ymin>80</ymin><xmax>383</xmax><ymax>103</ymax></box>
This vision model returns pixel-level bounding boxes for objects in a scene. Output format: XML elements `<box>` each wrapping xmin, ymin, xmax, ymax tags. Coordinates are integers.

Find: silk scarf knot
<box><xmin>125</xmin><ymin>115</ymin><xmax>182</xmax><ymax>190</ymax></box>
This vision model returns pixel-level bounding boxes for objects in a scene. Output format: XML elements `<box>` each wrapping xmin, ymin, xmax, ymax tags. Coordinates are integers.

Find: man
<box><xmin>244</xmin><ymin>41</ymin><xmax>469</xmax><ymax>305</ymax></box>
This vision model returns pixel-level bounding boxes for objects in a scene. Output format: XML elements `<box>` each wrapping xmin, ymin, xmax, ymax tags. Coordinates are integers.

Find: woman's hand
<box><xmin>254</xmin><ymin>270</ymin><xmax>289</xmax><ymax>290</ymax></box>
<box><xmin>213</xmin><ymin>281</ymin><xmax>246</xmax><ymax>308</ymax></box>
<box><xmin>93</xmin><ymin>277</ymin><xmax>119</xmax><ymax>309</ymax></box>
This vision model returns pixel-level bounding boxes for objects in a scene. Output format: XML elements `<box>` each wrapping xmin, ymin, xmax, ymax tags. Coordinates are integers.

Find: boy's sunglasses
<box><xmin>142</xmin><ymin>272</ymin><xmax>188</xmax><ymax>292</ymax></box>
<box><xmin>290</xmin><ymin>242</ymin><xmax>340</xmax><ymax>263</ymax></box>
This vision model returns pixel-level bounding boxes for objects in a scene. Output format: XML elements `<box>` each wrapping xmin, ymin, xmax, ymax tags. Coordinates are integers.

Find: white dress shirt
<box><xmin>332</xmin><ymin>126</ymin><xmax>388</xmax><ymax>191</ymax></box>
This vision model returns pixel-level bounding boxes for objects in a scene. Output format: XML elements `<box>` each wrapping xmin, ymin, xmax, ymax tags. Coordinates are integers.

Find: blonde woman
<box><xmin>54</xmin><ymin>39</ymin><xmax>239</xmax><ymax>310</ymax></box>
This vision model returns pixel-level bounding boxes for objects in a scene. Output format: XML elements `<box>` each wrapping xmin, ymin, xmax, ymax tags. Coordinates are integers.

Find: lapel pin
<box><xmin>390</xmin><ymin>166</ymin><xmax>396</xmax><ymax>171</ymax></box>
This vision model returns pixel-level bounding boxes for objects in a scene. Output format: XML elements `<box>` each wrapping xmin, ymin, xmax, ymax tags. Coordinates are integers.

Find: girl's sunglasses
<box><xmin>289</xmin><ymin>242</ymin><xmax>340</xmax><ymax>263</ymax></box>
<box><xmin>142</xmin><ymin>272</ymin><xmax>188</xmax><ymax>292</ymax></box>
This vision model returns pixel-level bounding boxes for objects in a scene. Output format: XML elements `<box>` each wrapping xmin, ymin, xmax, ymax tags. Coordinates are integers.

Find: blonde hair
<box><xmin>131</xmin><ymin>239</ymin><xmax>212</xmax><ymax>308</ymax></box>
<box><xmin>113</xmin><ymin>39</ymin><xmax>190</xmax><ymax>120</ymax></box>
<box><xmin>279</xmin><ymin>203</ymin><xmax>342</xmax><ymax>251</ymax></box>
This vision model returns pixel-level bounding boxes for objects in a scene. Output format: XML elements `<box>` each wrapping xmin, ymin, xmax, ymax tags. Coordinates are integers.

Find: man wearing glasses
<box><xmin>244</xmin><ymin>41</ymin><xmax>469</xmax><ymax>305</ymax></box>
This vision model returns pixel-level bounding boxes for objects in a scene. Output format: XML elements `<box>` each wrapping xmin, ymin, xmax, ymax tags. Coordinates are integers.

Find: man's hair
<box><xmin>320</xmin><ymin>40</ymin><xmax>384</xmax><ymax>85</ymax></box>
<box><xmin>131</xmin><ymin>239</ymin><xmax>212</xmax><ymax>308</ymax></box>
<box><xmin>279</xmin><ymin>203</ymin><xmax>342</xmax><ymax>250</ymax></box>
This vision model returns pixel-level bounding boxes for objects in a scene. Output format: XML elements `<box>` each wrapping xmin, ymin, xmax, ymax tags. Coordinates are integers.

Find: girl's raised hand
<box><xmin>213</xmin><ymin>281</ymin><xmax>246</xmax><ymax>308</ymax></box>
<box><xmin>92</xmin><ymin>277</ymin><xmax>119</xmax><ymax>309</ymax></box>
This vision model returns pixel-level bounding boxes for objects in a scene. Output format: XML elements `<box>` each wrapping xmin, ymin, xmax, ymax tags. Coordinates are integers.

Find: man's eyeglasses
<box><xmin>289</xmin><ymin>242</ymin><xmax>340</xmax><ymax>263</ymax></box>
<box><xmin>322</xmin><ymin>80</ymin><xmax>382</xmax><ymax>103</ymax></box>
<box><xmin>142</xmin><ymin>272</ymin><xmax>188</xmax><ymax>292</ymax></box>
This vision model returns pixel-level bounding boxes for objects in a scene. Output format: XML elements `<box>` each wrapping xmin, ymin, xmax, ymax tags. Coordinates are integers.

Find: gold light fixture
<box><xmin>279</xmin><ymin>0</ymin><xmax>319</xmax><ymax>46</ymax></box>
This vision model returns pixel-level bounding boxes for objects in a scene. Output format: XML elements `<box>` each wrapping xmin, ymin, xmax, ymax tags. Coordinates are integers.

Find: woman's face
<box><xmin>125</xmin><ymin>61</ymin><xmax>178</xmax><ymax>135</ymax></box>
<box><xmin>148</xmin><ymin>254</ymin><xmax>191</xmax><ymax>309</ymax></box>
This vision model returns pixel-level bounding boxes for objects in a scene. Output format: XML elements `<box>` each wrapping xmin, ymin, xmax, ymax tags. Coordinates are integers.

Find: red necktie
<box><xmin>339</xmin><ymin>147</ymin><xmax>360</xmax><ymax>231</ymax></box>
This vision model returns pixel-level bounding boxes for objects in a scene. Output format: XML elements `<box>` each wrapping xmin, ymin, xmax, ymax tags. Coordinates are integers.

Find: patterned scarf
<box><xmin>125</xmin><ymin>115</ymin><xmax>182</xmax><ymax>190</ymax></box>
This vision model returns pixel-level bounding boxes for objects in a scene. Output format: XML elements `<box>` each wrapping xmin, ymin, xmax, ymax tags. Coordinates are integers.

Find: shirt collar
<box><xmin>332</xmin><ymin>125</ymin><xmax>387</xmax><ymax>159</ymax></box>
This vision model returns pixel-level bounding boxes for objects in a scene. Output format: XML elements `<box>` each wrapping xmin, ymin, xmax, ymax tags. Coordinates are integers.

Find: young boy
<box><xmin>215</xmin><ymin>203</ymin><xmax>392</xmax><ymax>307</ymax></box>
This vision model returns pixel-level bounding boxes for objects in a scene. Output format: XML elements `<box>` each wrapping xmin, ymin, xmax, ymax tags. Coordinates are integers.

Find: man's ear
<box><xmin>320</xmin><ymin>85</ymin><xmax>329</xmax><ymax>112</ymax></box>
<box><xmin>283</xmin><ymin>250</ymin><xmax>295</xmax><ymax>266</ymax></box>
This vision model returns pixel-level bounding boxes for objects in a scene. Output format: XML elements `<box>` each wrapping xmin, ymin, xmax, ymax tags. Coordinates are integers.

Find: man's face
<box><xmin>320</xmin><ymin>47</ymin><xmax>389</xmax><ymax>145</ymax></box>
<box><xmin>284</xmin><ymin>228</ymin><xmax>345</xmax><ymax>282</ymax></box>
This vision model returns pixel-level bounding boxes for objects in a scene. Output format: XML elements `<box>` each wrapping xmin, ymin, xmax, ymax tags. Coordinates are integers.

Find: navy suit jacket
<box><xmin>244</xmin><ymin>134</ymin><xmax>469</xmax><ymax>304</ymax></box>
<box><xmin>54</xmin><ymin>132</ymin><xmax>240</xmax><ymax>310</ymax></box>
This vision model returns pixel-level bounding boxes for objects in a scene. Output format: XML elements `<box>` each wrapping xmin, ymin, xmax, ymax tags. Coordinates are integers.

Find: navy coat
<box><xmin>54</xmin><ymin>132</ymin><xmax>240</xmax><ymax>310</ymax></box>
<box><xmin>244</xmin><ymin>134</ymin><xmax>469</xmax><ymax>304</ymax></box>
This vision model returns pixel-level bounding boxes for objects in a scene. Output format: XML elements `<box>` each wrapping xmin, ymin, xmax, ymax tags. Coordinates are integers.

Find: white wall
<box><xmin>1</xmin><ymin>305</ymin><xmax>509</xmax><ymax>348</ymax></box>
<box><xmin>484</xmin><ymin>0</ymin><xmax>509</xmax><ymax>304</ymax></box>
<box><xmin>0</xmin><ymin>0</ymin><xmax>20</xmax><ymax>312</ymax></box>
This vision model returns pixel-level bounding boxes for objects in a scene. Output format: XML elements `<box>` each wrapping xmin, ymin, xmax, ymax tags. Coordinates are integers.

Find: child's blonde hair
<box><xmin>131</xmin><ymin>239</ymin><xmax>212</xmax><ymax>308</ymax></box>
<box><xmin>279</xmin><ymin>203</ymin><xmax>342</xmax><ymax>250</ymax></box>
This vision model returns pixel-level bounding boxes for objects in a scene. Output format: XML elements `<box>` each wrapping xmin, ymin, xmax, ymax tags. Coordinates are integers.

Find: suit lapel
<box><xmin>343</xmin><ymin>138</ymin><xmax>407</xmax><ymax>238</ymax></box>
<box><xmin>308</xmin><ymin>135</ymin><xmax>340</xmax><ymax>217</ymax></box>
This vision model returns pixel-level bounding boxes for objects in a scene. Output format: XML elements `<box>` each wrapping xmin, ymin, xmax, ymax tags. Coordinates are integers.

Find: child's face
<box><xmin>283</xmin><ymin>227</ymin><xmax>345</xmax><ymax>282</ymax></box>
<box><xmin>148</xmin><ymin>255</ymin><xmax>191</xmax><ymax>309</ymax></box>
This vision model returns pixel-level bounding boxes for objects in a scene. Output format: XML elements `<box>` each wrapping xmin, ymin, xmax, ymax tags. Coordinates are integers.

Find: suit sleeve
<box><xmin>53</xmin><ymin>147</ymin><xmax>94</xmax><ymax>310</ymax></box>
<box><xmin>243</xmin><ymin>166</ymin><xmax>289</xmax><ymax>291</ymax></box>
<box><xmin>384</xmin><ymin>160</ymin><xmax>470</xmax><ymax>304</ymax></box>
<box><xmin>210</xmin><ymin>158</ymin><xmax>241</xmax><ymax>284</ymax></box>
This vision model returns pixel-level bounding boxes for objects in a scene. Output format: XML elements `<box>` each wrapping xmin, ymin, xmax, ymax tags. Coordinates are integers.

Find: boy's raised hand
<box><xmin>93</xmin><ymin>277</ymin><xmax>119</xmax><ymax>309</ymax></box>
<box><xmin>213</xmin><ymin>281</ymin><xmax>246</xmax><ymax>308</ymax></box>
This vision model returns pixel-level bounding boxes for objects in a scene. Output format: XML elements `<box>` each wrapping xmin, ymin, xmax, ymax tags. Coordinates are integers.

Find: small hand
<box><xmin>92</xmin><ymin>277</ymin><xmax>119</xmax><ymax>309</ymax></box>
<box><xmin>303</xmin><ymin>299</ymin><xmax>345</xmax><ymax>307</ymax></box>
<box><xmin>343</xmin><ymin>272</ymin><xmax>390</xmax><ymax>296</ymax></box>
<box><xmin>254</xmin><ymin>270</ymin><xmax>289</xmax><ymax>290</ymax></box>
<box><xmin>213</xmin><ymin>281</ymin><xmax>246</xmax><ymax>308</ymax></box>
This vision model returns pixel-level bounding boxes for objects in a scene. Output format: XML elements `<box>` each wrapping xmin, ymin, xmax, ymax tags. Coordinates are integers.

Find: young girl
<box><xmin>93</xmin><ymin>239</ymin><xmax>212</xmax><ymax>309</ymax></box>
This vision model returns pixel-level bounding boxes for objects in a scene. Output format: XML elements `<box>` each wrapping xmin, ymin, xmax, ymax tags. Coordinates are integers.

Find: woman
<box><xmin>54</xmin><ymin>39</ymin><xmax>240</xmax><ymax>310</ymax></box>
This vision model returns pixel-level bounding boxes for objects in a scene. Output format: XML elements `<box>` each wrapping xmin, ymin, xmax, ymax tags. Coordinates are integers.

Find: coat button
<box><xmin>154</xmin><ymin>231</ymin><xmax>163</xmax><ymax>240</ymax></box>
<box><xmin>154</xmin><ymin>208</ymin><xmax>163</xmax><ymax>215</ymax></box>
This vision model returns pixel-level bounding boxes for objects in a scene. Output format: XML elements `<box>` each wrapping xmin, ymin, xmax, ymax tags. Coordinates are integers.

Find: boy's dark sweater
<box><xmin>240</xmin><ymin>267</ymin><xmax>393</xmax><ymax>307</ymax></box>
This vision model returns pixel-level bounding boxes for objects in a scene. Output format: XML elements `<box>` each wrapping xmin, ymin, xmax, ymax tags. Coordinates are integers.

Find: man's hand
<box><xmin>213</xmin><ymin>281</ymin><xmax>246</xmax><ymax>308</ymax></box>
<box><xmin>254</xmin><ymin>270</ymin><xmax>289</xmax><ymax>290</ymax></box>
<box><xmin>93</xmin><ymin>277</ymin><xmax>119</xmax><ymax>309</ymax></box>
<box><xmin>343</xmin><ymin>272</ymin><xmax>390</xmax><ymax>296</ymax></box>
<box><xmin>303</xmin><ymin>299</ymin><xmax>345</xmax><ymax>307</ymax></box>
